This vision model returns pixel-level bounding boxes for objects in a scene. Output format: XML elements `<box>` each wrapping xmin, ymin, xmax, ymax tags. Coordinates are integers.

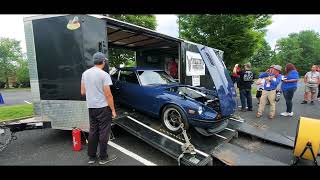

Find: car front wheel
<box><xmin>161</xmin><ymin>104</ymin><xmax>189</xmax><ymax>134</ymax></box>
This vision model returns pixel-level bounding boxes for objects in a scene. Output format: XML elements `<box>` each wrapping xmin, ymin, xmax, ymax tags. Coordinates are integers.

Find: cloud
<box><xmin>2</xmin><ymin>14</ymin><xmax>320</xmax><ymax>54</ymax></box>
<box><xmin>155</xmin><ymin>15</ymin><xmax>179</xmax><ymax>38</ymax></box>
<box><xmin>266</xmin><ymin>15</ymin><xmax>320</xmax><ymax>49</ymax></box>
<box><xmin>0</xmin><ymin>15</ymin><xmax>36</xmax><ymax>53</ymax></box>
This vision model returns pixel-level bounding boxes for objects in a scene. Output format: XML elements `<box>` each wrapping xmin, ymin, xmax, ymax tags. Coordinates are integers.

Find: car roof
<box><xmin>118</xmin><ymin>67</ymin><xmax>163</xmax><ymax>71</ymax></box>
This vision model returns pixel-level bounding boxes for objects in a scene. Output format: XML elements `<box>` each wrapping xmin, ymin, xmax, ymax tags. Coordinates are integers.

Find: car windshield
<box><xmin>138</xmin><ymin>70</ymin><xmax>176</xmax><ymax>86</ymax></box>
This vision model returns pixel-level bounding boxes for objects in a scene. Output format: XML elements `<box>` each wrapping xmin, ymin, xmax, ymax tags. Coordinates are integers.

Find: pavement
<box><xmin>0</xmin><ymin>80</ymin><xmax>319</xmax><ymax>166</ymax></box>
<box><xmin>0</xmin><ymin>89</ymin><xmax>32</xmax><ymax>106</ymax></box>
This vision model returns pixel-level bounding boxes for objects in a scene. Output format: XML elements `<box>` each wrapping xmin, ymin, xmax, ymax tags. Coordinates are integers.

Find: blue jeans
<box><xmin>283</xmin><ymin>87</ymin><xmax>297</xmax><ymax>113</ymax></box>
<box><xmin>240</xmin><ymin>89</ymin><xmax>252</xmax><ymax>110</ymax></box>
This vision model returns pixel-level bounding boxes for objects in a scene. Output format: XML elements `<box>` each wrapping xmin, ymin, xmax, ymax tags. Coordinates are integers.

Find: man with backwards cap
<box><xmin>81</xmin><ymin>52</ymin><xmax>117</xmax><ymax>165</ymax></box>
<box><xmin>256</xmin><ymin>65</ymin><xmax>283</xmax><ymax>119</ymax></box>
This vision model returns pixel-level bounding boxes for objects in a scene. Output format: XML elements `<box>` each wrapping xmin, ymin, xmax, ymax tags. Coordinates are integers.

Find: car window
<box><xmin>119</xmin><ymin>70</ymin><xmax>139</xmax><ymax>84</ymax></box>
<box><xmin>138</xmin><ymin>70</ymin><xmax>176</xmax><ymax>86</ymax></box>
<box><xmin>110</xmin><ymin>70</ymin><xmax>119</xmax><ymax>80</ymax></box>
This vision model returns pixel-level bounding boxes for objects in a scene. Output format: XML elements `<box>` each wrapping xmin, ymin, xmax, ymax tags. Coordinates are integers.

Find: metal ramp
<box><xmin>228</xmin><ymin>117</ymin><xmax>295</xmax><ymax>148</ymax></box>
<box><xmin>211</xmin><ymin>142</ymin><xmax>287</xmax><ymax>166</ymax></box>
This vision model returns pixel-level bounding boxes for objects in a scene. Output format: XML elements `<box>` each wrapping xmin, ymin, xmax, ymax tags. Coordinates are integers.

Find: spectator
<box><xmin>301</xmin><ymin>65</ymin><xmax>320</xmax><ymax>105</ymax></box>
<box><xmin>317</xmin><ymin>65</ymin><xmax>320</xmax><ymax>101</ymax></box>
<box><xmin>237</xmin><ymin>62</ymin><xmax>254</xmax><ymax>111</ymax></box>
<box><xmin>255</xmin><ymin>78</ymin><xmax>265</xmax><ymax>105</ymax></box>
<box><xmin>168</xmin><ymin>58</ymin><xmax>178</xmax><ymax>79</ymax></box>
<box><xmin>280</xmin><ymin>63</ymin><xmax>299</xmax><ymax>117</ymax></box>
<box><xmin>231</xmin><ymin>64</ymin><xmax>241</xmax><ymax>85</ymax></box>
<box><xmin>256</xmin><ymin>65</ymin><xmax>283</xmax><ymax>119</ymax></box>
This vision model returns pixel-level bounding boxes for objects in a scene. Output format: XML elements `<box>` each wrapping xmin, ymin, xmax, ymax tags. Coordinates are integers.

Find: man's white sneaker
<box><xmin>287</xmin><ymin>112</ymin><xmax>293</xmax><ymax>116</ymax></box>
<box><xmin>280</xmin><ymin>112</ymin><xmax>289</xmax><ymax>116</ymax></box>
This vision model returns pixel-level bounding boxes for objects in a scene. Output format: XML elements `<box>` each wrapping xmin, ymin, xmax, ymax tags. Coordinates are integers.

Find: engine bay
<box><xmin>168</xmin><ymin>86</ymin><xmax>221</xmax><ymax>113</ymax></box>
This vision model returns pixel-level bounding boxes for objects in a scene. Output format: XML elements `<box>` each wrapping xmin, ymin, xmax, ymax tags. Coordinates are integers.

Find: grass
<box><xmin>1</xmin><ymin>87</ymin><xmax>31</xmax><ymax>92</ymax></box>
<box><xmin>0</xmin><ymin>104</ymin><xmax>34</xmax><ymax>122</ymax></box>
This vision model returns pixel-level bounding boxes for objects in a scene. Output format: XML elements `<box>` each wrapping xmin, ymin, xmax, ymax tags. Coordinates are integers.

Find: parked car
<box><xmin>110</xmin><ymin>67</ymin><xmax>233</xmax><ymax>136</ymax></box>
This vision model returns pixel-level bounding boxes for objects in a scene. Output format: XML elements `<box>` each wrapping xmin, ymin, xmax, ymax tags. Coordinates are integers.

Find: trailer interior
<box><xmin>105</xmin><ymin>18</ymin><xmax>181</xmax><ymax>80</ymax></box>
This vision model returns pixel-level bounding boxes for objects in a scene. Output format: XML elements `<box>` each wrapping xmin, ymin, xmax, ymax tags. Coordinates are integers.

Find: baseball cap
<box><xmin>272</xmin><ymin>65</ymin><xmax>282</xmax><ymax>71</ymax></box>
<box><xmin>93</xmin><ymin>52</ymin><xmax>107</xmax><ymax>65</ymax></box>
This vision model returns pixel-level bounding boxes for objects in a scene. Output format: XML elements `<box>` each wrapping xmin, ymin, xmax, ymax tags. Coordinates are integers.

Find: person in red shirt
<box><xmin>231</xmin><ymin>64</ymin><xmax>241</xmax><ymax>86</ymax></box>
<box><xmin>168</xmin><ymin>58</ymin><xmax>178</xmax><ymax>79</ymax></box>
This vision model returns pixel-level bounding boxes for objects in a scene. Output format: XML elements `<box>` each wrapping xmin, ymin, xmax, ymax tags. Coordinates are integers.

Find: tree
<box><xmin>107</xmin><ymin>15</ymin><xmax>157</xmax><ymax>68</ymax></box>
<box><xmin>249</xmin><ymin>39</ymin><xmax>274</xmax><ymax>75</ymax></box>
<box><xmin>0</xmin><ymin>38</ymin><xmax>23</xmax><ymax>88</ymax></box>
<box><xmin>16</xmin><ymin>58</ymin><xmax>30</xmax><ymax>87</ymax></box>
<box><xmin>178</xmin><ymin>15</ymin><xmax>272</xmax><ymax>67</ymax></box>
<box><xmin>274</xmin><ymin>30</ymin><xmax>320</xmax><ymax>75</ymax></box>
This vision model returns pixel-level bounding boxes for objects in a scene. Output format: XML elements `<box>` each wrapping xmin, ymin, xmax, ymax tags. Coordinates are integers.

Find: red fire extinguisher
<box><xmin>72</xmin><ymin>127</ymin><xmax>82</xmax><ymax>151</ymax></box>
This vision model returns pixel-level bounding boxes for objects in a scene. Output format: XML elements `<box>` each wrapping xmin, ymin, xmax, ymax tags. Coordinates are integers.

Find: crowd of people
<box><xmin>231</xmin><ymin>63</ymin><xmax>320</xmax><ymax>119</ymax></box>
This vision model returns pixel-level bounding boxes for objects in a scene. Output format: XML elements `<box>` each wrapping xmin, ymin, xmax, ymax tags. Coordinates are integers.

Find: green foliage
<box><xmin>107</xmin><ymin>15</ymin><xmax>157</xmax><ymax>68</ymax></box>
<box><xmin>109</xmin><ymin>15</ymin><xmax>157</xmax><ymax>30</ymax></box>
<box><xmin>178</xmin><ymin>15</ymin><xmax>272</xmax><ymax>67</ymax></box>
<box><xmin>274</xmin><ymin>30</ymin><xmax>320</xmax><ymax>75</ymax></box>
<box><xmin>0</xmin><ymin>38</ymin><xmax>23</xmax><ymax>88</ymax></box>
<box><xmin>249</xmin><ymin>39</ymin><xmax>274</xmax><ymax>75</ymax></box>
<box><xmin>16</xmin><ymin>58</ymin><xmax>30</xmax><ymax>84</ymax></box>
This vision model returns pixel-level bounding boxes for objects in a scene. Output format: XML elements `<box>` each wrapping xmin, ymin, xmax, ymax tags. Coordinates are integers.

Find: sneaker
<box><xmin>287</xmin><ymin>112</ymin><xmax>294</xmax><ymax>117</ymax></box>
<box><xmin>318</xmin><ymin>98</ymin><xmax>320</xmax><ymax>101</ymax></box>
<box><xmin>310</xmin><ymin>101</ymin><xmax>314</xmax><ymax>105</ymax></box>
<box><xmin>280</xmin><ymin>112</ymin><xmax>289</xmax><ymax>116</ymax></box>
<box><xmin>99</xmin><ymin>154</ymin><xmax>117</xmax><ymax>165</ymax></box>
<box><xmin>247</xmin><ymin>108</ymin><xmax>253</xmax><ymax>111</ymax></box>
<box><xmin>88</xmin><ymin>157</ymin><xmax>96</xmax><ymax>164</ymax></box>
<box><xmin>301</xmin><ymin>101</ymin><xmax>307</xmax><ymax>104</ymax></box>
<box><xmin>269</xmin><ymin>114</ymin><xmax>275</xmax><ymax>119</ymax></box>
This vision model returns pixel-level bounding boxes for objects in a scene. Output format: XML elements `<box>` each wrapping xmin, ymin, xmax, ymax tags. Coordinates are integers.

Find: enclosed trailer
<box><xmin>23</xmin><ymin>14</ymin><xmax>237</xmax><ymax>132</ymax></box>
<box><xmin>18</xmin><ymin>14</ymin><xmax>295</xmax><ymax>166</ymax></box>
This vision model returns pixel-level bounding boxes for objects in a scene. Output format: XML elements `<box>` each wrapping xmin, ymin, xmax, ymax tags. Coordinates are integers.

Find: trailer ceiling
<box><xmin>105</xmin><ymin>19</ymin><xmax>179</xmax><ymax>52</ymax></box>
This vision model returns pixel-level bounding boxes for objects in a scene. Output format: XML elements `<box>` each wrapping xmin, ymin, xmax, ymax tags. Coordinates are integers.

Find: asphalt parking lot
<box><xmin>0</xmin><ymin>80</ymin><xmax>319</xmax><ymax>166</ymax></box>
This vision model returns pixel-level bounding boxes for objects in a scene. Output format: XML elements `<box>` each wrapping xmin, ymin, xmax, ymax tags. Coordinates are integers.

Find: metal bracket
<box><xmin>177</xmin><ymin>123</ymin><xmax>197</xmax><ymax>166</ymax></box>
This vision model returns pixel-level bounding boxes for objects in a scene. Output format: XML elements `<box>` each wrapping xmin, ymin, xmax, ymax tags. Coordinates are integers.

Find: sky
<box><xmin>1</xmin><ymin>14</ymin><xmax>320</xmax><ymax>53</ymax></box>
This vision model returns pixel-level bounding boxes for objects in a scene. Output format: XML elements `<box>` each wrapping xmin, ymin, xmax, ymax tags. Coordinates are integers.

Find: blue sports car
<box><xmin>110</xmin><ymin>67</ymin><xmax>236</xmax><ymax>136</ymax></box>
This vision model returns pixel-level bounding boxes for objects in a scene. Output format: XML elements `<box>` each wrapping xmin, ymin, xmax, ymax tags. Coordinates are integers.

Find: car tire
<box><xmin>161</xmin><ymin>104</ymin><xmax>189</xmax><ymax>134</ymax></box>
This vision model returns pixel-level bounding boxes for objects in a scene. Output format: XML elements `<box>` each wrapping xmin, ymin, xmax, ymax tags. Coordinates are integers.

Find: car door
<box><xmin>115</xmin><ymin>70</ymin><xmax>143</xmax><ymax>110</ymax></box>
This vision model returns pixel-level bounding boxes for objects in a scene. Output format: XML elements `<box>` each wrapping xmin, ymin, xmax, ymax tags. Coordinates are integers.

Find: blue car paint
<box><xmin>111</xmin><ymin>69</ymin><xmax>220</xmax><ymax>129</ymax></box>
<box><xmin>197</xmin><ymin>45</ymin><xmax>237</xmax><ymax>116</ymax></box>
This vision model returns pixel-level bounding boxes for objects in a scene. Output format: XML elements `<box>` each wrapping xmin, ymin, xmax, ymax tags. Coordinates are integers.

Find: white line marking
<box><xmin>229</xmin><ymin>118</ymin><xmax>244</xmax><ymax>123</ymax></box>
<box><xmin>225</xmin><ymin>128</ymin><xmax>235</xmax><ymax>132</ymax></box>
<box><xmin>24</xmin><ymin>100</ymin><xmax>32</xmax><ymax>104</ymax></box>
<box><xmin>214</xmin><ymin>133</ymin><xmax>227</xmax><ymax>140</ymax></box>
<box><xmin>127</xmin><ymin>116</ymin><xmax>209</xmax><ymax>157</ymax></box>
<box><xmin>108</xmin><ymin>141</ymin><xmax>157</xmax><ymax>166</ymax></box>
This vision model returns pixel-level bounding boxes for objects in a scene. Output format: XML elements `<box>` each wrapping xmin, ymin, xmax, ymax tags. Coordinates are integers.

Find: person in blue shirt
<box><xmin>280</xmin><ymin>63</ymin><xmax>299</xmax><ymax>117</ymax></box>
<box><xmin>256</xmin><ymin>65</ymin><xmax>283</xmax><ymax>119</ymax></box>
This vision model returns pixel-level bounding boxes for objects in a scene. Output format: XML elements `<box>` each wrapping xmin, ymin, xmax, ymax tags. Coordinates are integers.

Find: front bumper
<box><xmin>189</xmin><ymin>116</ymin><xmax>229</xmax><ymax>132</ymax></box>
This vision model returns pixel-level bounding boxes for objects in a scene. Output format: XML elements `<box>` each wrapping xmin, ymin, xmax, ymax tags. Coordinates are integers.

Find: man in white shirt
<box><xmin>81</xmin><ymin>52</ymin><xmax>117</xmax><ymax>165</ymax></box>
<box><xmin>301</xmin><ymin>65</ymin><xmax>320</xmax><ymax>105</ymax></box>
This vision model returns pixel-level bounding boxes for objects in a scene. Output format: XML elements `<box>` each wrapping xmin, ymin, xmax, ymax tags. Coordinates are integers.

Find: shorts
<box><xmin>305</xmin><ymin>86</ymin><xmax>318</xmax><ymax>93</ymax></box>
<box><xmin>256</xmin><ymin>90</ymin><xmax>262</xmax><ymax>98</ymax></box>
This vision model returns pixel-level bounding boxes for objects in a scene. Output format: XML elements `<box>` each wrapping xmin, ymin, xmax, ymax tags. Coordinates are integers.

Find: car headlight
<box><xmin>198</xmin><ymin>106</ymin><xmax>203</xmax><ymax>115</ymax></box>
